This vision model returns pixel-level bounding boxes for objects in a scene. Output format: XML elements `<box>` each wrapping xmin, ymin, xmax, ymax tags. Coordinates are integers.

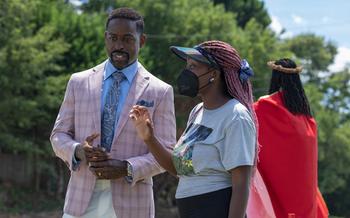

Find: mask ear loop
<box><xmin>197</xmin><ymin>68</ymin><xmax>214</xmax><ymax>78</ymax></box>
<box><xmin>198</xmin><ymin>68</ymin><xmax>216</xmax><ymax>90</ymax></box>
<box><xmin>208</xmin><ymin>68</ymin><xmax>217</xmax><ymax>83</ymax></box>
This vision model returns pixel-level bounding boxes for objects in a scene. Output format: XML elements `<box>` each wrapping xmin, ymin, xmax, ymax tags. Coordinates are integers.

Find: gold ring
<box><xmin>98</xmin><ymin>172</ymin><xmax>102</xmax><ymax>176</ymax></box>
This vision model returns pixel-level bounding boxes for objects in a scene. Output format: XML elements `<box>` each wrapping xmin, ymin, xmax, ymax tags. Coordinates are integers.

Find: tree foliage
<box><xmin>0</xmin><ymin>0</ymin><xmax>69</xmax><ymax>154</ymax></box>
<box><xmin>284</xmin><ymin>34</ymin><xmax>337</xmax><ymax>81</ymax></box>
<box><xmin>212</xmin><ymin>0</ymin><xmax>271</xmax><ymax>28</ymax></box>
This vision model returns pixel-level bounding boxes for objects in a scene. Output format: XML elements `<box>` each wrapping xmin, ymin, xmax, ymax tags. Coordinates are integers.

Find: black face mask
<box><xmin>176</xmin><ymin>69</ymin><xmax>213</xmax><ymax>97</ymax></box>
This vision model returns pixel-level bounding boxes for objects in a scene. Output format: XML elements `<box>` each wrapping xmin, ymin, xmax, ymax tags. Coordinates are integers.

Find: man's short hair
<box><xmin>106</xmin><ymin>7</ymin><xmax>144</xmax><ymax>34</ymax></box>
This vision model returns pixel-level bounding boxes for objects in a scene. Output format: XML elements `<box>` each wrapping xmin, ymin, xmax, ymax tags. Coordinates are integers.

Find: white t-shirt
<box><xmin>172</xmin><ymin>99</ymin><xmax>256</xmax><ymax>199</ymax></box>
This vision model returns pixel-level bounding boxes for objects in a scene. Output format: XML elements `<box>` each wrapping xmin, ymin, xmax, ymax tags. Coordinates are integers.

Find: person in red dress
<box><xmin>254</xmin><ymin>58</ymin><xmax>329</xmax><ymax>218</ymax></box>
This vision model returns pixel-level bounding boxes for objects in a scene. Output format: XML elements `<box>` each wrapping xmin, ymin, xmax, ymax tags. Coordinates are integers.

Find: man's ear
<box><xmin>139</xmin><ymin>33</ymin><xmax>146</xmax><ymax>48</ymax></box>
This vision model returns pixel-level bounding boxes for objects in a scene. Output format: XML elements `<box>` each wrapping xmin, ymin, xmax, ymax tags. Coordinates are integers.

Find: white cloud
<box><xmin>269</xmin><ymin>16</ymin><xmax>283</xmax><ymax>34</ymax></box>
<box><xmin>268</xmin><ymin>16</ymin><xmax>294</xmax><ymax>39</ymax></box>
<box><xmin>329</xmin><ymin>47</ymin><xmax>350</xmax><ymax>72</ymax></box>
<box><xmin>292</xmin><ymin>14</ymin><xmax>303</xmax><ymax>24</ymax></box>
<box><xmin>69</xmin><ymin>0</ymin><xmax>83</xmax><ymax>6</ymax></box>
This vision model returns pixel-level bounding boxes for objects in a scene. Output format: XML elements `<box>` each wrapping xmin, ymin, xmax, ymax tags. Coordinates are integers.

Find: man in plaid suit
<box><xmin>50</xmin><ymin>7</ymin><xmax>176</xmax><ymax>218</ymax></box>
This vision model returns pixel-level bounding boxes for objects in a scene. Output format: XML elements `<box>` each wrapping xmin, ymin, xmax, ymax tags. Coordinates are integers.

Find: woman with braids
<box><xmin>254</xmin><ymin>58</ymin><xmax>329</xmax><ymax>218</ymax></box>
<box><xmin>129</xmin><ymin>40</ymin><xmax>261</xmax><ymax>218</ymax></box>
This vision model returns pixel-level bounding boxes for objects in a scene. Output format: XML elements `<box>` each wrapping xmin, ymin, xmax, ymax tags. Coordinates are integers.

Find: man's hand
<box><xmin>84</xmin><ymin>146</ymin><xmax>109</xmax><ymax>162</ymax></box>
<box><xmin>89</xmin><ymin>159</ymin><xmax>128</xmax><ymax>180</ymax></box>
<box><xmin>75</xmin><ymin>133</ymin><xmax>109</xmax><ymax>164</ymax></box>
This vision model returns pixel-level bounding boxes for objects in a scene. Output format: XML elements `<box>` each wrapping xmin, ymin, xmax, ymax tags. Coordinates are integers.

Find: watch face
<box><xmin>127</xmin><ymin>163</ymin><xmax>133</xmax><ymax>177</ymax></box>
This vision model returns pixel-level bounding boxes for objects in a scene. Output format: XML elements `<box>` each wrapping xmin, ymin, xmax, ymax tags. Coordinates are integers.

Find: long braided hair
<box><xmin>268</xmin><ymin>58</ymin><xmax>312</xmax><ymax>117</ymax></box>
<box><xmin>199</xmin><ymin>40</ymin><xmax>259</xmax><ymax>165</ymax></box>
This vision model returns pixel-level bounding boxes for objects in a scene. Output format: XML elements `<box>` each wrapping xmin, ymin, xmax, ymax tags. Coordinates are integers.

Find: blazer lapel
<box><xmin>112</xmin><ymin>65</ymin><xmax>150</xmax><ymax>142</ymax></box>
<box><xmin>89</xmin><ymin>61</ymin><xmax>105</xmax><ymax>143</ymax></box>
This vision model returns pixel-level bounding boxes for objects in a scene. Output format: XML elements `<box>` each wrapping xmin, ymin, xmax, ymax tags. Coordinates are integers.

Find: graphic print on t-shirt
<box><xmin>173</xmin><ymin>123</ymin><xmax>213</xmax><ymax>175</ymax></box>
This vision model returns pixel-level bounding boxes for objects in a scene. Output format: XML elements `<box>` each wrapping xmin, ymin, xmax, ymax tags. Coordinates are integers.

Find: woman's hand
<box><xmin>130</xmin><ymin>105</ymin><xmax>178</xmax><ymax>175</ymax></box>
<box><xmin>129</xmin><ymin>105</ymin><xmax>154</xmax><ymax>142</ymax></box>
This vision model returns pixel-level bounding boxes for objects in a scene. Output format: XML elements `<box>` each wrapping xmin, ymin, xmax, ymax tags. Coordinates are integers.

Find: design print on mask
<box><xmin>173</xmin><ymin>124</ymin><xmax>213</xmax><ymax>175</ymax></box>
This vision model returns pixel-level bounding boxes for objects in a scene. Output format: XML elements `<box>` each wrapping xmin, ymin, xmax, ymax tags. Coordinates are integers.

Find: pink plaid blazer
<box><xmin>50</xmin><ymin>61</ymin><xmax>176</xmax><ymax>218</ymax></box>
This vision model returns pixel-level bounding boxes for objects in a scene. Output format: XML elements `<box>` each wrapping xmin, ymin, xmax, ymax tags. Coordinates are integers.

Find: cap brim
<box><xmin>170</xmin><ymin>46</ymin><xmax>211</xmax><ymax>65</ymax></box>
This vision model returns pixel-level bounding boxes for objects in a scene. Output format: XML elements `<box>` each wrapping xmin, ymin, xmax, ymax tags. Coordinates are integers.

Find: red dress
<box><xmin>254</xmin><ymin>92</ymin><xmax>328</xmax><ymax>218</ymax></box>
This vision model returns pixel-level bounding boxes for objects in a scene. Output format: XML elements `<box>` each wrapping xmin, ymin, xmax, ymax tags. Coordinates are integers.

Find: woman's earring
<box><xmin>209</xmin><ymin>78</ymin><xmax>215</xmax><ymax>83</ymax></box>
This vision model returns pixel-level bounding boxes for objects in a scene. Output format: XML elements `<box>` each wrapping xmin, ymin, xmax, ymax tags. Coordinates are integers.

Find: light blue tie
<box><xmin>101</xmin><ymin>72</ymin><xmax>126</xmax><ymax>151</ymax></box>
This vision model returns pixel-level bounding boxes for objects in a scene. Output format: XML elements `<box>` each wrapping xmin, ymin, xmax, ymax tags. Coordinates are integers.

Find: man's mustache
<box><xmin>111</xmin><ymin>50</ymin><xmax>129</xmax><ymax>59</ymax></box>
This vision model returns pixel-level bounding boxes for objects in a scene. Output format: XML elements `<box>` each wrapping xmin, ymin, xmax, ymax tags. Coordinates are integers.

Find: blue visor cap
<box><xmin>170</xmin><ymin>46</ymin><xmax>219</xmax><ymax>69</ymax></box>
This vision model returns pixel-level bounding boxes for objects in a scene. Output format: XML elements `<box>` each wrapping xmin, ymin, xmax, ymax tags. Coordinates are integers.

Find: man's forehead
<box><xmin>107</xmin><ymin>21</ymin><xmax>138</xmax><ymax>35</ymax></box>
<box><xmin>108</xmin><ymin>18</ymin><xmax>137</xmax><ymax>28</ymax></box>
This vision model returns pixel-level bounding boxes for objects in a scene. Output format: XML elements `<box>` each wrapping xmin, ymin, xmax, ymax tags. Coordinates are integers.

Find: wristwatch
<box><xmin>126</xmin><ymin>162</ymin><xmax>133</xmax><ymax>178</ymax></box>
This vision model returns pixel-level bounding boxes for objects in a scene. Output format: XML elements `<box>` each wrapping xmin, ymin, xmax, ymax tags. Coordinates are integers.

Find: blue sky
<box><xmin>263</xmin><ymin>0</ymin><xmax>350</xmax><ymax>72</ymax></box>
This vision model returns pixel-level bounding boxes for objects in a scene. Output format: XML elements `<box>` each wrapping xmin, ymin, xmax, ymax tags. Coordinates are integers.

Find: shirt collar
<box><xmin>104</xmin><ymin>59</ymin><xmax>138</xmax><ymax>83</ymax></box>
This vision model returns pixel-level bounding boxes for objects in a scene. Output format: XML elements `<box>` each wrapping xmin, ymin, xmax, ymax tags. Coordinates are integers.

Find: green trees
<box><xmin>213</xmin><ymin>0</ymin><xmax>271</xmax><ymax>28</ymax></box>
<box><xmin>284</xmin><ymin>34</ymin><xmax>337</xmax><ymax>81</ymax></box>
<box><xmin>0</xmin><ymin>0</ymin><xmax>69</xmax><ymax>154</ymax></box>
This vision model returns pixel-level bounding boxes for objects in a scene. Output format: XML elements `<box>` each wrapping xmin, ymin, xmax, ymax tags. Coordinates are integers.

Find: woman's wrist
<box><xmin>144</xmin><ymin>134</ymin><xmax>157</xmax><ymax>146</ymax></box>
